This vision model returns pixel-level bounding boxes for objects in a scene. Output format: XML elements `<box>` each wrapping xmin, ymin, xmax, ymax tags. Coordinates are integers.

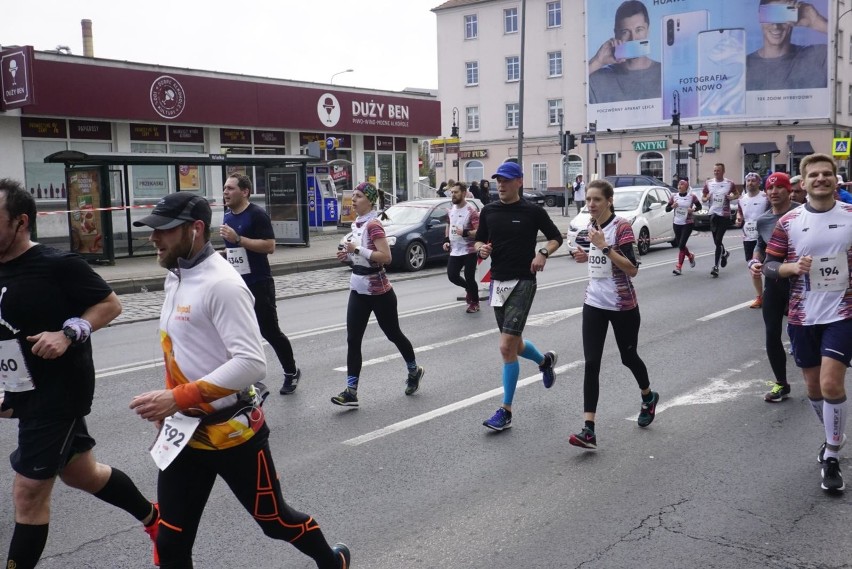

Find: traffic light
<box><xmin>561</xmin><ymin>132</ymin><xmax>576</xmax><ymax>155</ymax></box>
<box><xmin>688</xmin><ymin>141</ymin><xmax>698</xmax><ymax>159</ymax></box>
<box><xmin>567</xmin><ymin>133</ymin><xmax>576</xmax><ymax>151</ymax></box>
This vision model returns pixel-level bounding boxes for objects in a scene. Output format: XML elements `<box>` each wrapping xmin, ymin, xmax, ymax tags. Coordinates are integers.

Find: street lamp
<box><xmin>670</xmin><ymin>90</ymin><xmax>681</xmax><ymax>181</ymax></box>
<box><xmin>330</xmin><ymin>68</ymin><xmax>354</xmax><ymax>84</ymax></box>
<box><xmin>451</xmin><ymin>107</ymin><xmax>460</xmax><ymax>180</ymax></box>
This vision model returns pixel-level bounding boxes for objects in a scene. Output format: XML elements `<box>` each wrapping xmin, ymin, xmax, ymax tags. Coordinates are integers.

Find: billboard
<box><xmin>586</xmin><ymin>0</ymin><xmax>829</xmax><ymax>130</ymax></box>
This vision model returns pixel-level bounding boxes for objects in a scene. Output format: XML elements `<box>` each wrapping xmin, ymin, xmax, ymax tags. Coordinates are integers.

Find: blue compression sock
<box><xmin>406</xmin><ymin>360</ymin><xmax>418</xmax><ymax>373</ymax></box>
<box><xmin>520</xmin><ymin>340</ymin><xmax>544</xmax><ymax>364</ymax></box>
<box><xmin>346</xmin><ymin>376</ymin><xmax>359</xmax><ymax>390</ymax></box>
<box><xmin>502</xmin><ymin>361</ymin><xmax>521</xmax><ymax>406</ymax></box>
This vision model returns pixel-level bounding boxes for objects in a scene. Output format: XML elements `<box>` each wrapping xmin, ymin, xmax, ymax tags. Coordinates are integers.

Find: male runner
<box><xmin>702</xmin><ymin>163</ymin><xmax>740</xmax><ymax>277</ymax></box>
<box><xmin>737</xmin><ymin>172</ymin><xmax>769</xmax><ymax>307</ymax></box>
<box><xmin>443</xmin><ymin>182</ymin><xmax>481</xmax><ymax>313</ymax></box>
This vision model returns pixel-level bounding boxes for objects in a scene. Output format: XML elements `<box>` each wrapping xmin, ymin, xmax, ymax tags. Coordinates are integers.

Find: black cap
<box><xmin>133</xmin><ymin>192</ymin><xmax>212</xmax><ymax>230</ymax></box>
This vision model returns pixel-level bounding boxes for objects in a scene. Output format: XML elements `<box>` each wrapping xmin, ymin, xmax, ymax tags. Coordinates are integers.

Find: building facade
<box><xmin>433</xmin><ymin>0</ymin><xmax>852</xmax><ymax>190</ymax></box>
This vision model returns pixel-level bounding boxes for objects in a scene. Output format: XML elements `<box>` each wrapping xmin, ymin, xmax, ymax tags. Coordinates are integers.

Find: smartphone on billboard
<box><xmin>661</xmin><ymin>10</ymin><xmax>708</xmax><ymax>120</ymax></box>
<box><xmin>697</xmin><ymin>28</ymin><xmax>746</xmax><ymax>118</ymax></box>
<box><xmin>614</xmin><ymin>40</ymin><xmax>650</xmax><ymax>61</ymax></box>
<box><xmin>758</xmin><ymin>4</ymin><xmax>798</xmax><ymax>24</ymax></box>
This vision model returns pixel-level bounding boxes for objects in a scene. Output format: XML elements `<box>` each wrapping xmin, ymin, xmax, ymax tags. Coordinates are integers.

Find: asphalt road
<box><xmin>1</xmin><ymin>234</ymin><xmax>850</xmax><ymax>569</ymax></box>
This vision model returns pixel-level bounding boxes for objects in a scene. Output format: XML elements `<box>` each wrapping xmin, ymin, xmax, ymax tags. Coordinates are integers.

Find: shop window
<box><xmin>465</xmin><ymin>160</ymin><xmax>484</xmax><ymax>183</ymax></box>
<box><xmin>639</xmin><ymin>152</ymin><xmax>664</xmax><ymax>180</ymax></box>
<box><xmin>23</xmin><ymin>140</ymin><xmax>66</xmax><ymax>200</ymax></box>
<box><xmin>395</xmin><ymin>153</ymin><xmax>408</xmax><ymax>202</ymax></box>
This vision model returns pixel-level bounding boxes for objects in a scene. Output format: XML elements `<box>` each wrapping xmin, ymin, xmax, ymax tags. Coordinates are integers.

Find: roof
<box><xmin>432</xmin><ymin>0</ymin><xmax>494</xmax><ymax>12</ymax></box>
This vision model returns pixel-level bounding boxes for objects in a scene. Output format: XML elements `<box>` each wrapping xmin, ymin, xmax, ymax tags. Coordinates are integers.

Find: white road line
<box><xmin>97</xmin><ymin>361</ymin><xmax>162</xmax><ymax>379</ymax></box>
<box><xmin>697</xmin><ymin>301</ymin><xmax>754</xmax><ymax>321</ymax></box>
<box><xmin>343</xmin><ymin>360</ymin><xmax>584</xmax><ymax>446</ymax></box>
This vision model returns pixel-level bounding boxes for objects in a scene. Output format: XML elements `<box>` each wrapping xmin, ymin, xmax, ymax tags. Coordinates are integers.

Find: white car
<box><xmin>566</xmin><ymin>185</ymin><xmax>676</xmax><ymax>255</ymax></box>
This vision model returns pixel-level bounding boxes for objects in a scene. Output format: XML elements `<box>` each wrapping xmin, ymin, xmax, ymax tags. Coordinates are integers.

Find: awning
<box><xmin>791</xmin><ymin>141</ymin><xmax>815</xmax><ymax>154</ymax></box>
<box><xmin>742</xmin><ymin>142</ymin><xmax>780</xmax><ymax>155</ymax></box>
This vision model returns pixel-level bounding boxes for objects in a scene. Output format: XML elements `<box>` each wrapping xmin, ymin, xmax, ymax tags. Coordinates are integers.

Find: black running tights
<box><xmin>446</xmin><ymin>252</ymin><xmax>479</xmax><ymax>300</ymax></box>
<box><xmin>762</xmin><ymin>282</ymin><xmax>789</xmax><ymax>385</ymax></box>
<box><xmin>673</xmin><ymin>223</ymin><xmax>693</xmax><ymax>251</ymax></box>
<box><xmin>709</xmin><ymin>214</ymin><xmax>730</xmax><ymax>267</ymax></box>
<box><xmin>347</xmin><ymin>289</ymin><xmax>415</xmax><ymax>378</ymax></box>
<box><xmin>582</xmin><ymin>304</ymin><xmax>650</xmax><ymax>413</ymax></box>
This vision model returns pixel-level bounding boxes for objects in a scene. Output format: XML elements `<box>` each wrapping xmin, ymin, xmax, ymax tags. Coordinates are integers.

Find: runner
<box><xmin>443</xmin><ymin>182</ymin><xmax>481</xmax><ymax>313</ymax></box>
<box><xmin>331</xmin><ymin>182</ymin><xmax>424</xmax><ymax>407</ymax></box>
<box><xmin>701</xmin><ymin>163</ymin><xmax>740</xmax><ymax>277</ymax></box>
<box><xmin>737</xmin><ymin>173</ymin><xmax>770</xmax><ymax>308</ymax></box>
<box><xmin>665</xmin><ymin>177</ymin><xmax>701</xmax><ymax>275</ymax></box>
<box><xmin>762</xmin><ymin>153</ymin><xmax>852</xmax><ymax>493</ymax></box>
<box><xmin>568</xmin><ymin>179</ymin><xmax>658</xmax><ymax>450</ymax></box>
<box><xmin>748</xmin><ymin>172</ymin><xmax>799</xmax><ymax>402</ymax></box>
<box><xmin>475</xmin><ymin>162</ymin><xmax>562</xmax><ymax>432</ymax></box>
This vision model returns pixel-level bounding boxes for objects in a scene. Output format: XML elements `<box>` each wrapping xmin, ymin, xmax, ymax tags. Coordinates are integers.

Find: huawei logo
<box><xmin>150</xmin><ymin>76</ymin><xmax>187</xmax><ymax>119</ymax></box>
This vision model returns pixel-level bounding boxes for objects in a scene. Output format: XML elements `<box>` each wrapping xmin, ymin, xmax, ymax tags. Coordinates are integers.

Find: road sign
<box><xmin>698</xmin><ymin>130</ymin><xmax>709</xmax><ymax>146</ymax></box>
<box><xmin>581</xmin><ymin>134</ymin><xmax>596</xmax><ymax>144</ymax></box>
<box><xmin>833</xmin><ymin>138</ymin><xmax>851</xmax><ymax>158</ymax></box>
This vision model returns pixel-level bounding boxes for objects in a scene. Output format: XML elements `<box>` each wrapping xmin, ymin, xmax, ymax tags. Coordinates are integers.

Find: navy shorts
<box><xmin>10</xmin><ymin>416</ymin><xmax>96</xmax><ymax>480</ymax></box>
<box><xmin>492</xmin><ymin>279</ymin><xmax>536</xmax><ymax>336</ymax></box>
<box><xmin>787</xmin><ymin>319</ymin><xmax>852</xmax><ymax>369</ymax></box>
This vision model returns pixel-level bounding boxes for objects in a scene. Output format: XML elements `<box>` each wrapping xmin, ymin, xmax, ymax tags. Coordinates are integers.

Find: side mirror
<box><xmin>649</xmin><ymin>202</ymin><xmax>662</xmax><ymax>211</ymax></box>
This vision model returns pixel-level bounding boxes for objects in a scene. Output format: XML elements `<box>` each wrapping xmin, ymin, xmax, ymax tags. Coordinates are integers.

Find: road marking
<box><xmin>697</xmin><ymin>301</ymin><xmax>753</xmax><ymax>321</ymax></box>
<box><xmin>343</xmin><ymin>360</ymin><xmax>585</xmax><ymax>446</ymax></box>
<box><xmin>97</xmin><ymin>360</ymin><xmax>163</xmax><ymax>379</ymax></box>
<box><xmin>526</xmin><ymin>307</ymin><xmax>583</xmax><ymax>326</ymax></box>
<box><xmin>624</xmin><ymin>359</ymin><xmax>763</xmax><ymax>421</ymax></box>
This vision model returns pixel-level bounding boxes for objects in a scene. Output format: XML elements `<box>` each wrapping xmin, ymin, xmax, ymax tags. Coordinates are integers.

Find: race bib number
<box><xmin>150</xmin><ymin>413</ymin><xmax>201</xmax><ymax>470</ymax></box>
<box><xmin>587</xmin><ymin>244</ymin><xmax>613</xmax><ymax>279</ymax></box>
<box><xmin>712</xmin><ymin>193</ymin><xmax>725</xmax><ymax>208</ymax></box>
<box><xmin>489</xmin><ymin>279</ymin><xmax>519</xmax><ymax>307</ymax></box>
<box><xmin>226</xmin><ymin>247</ymin><xmax>250</xmax><ymax>275</ymax></box>
<box><xmin>743</xmin><ymin>220</ymin><xmax>758</xmax><ymax>240</ymax></box>
<box><xmin>674</xmin><ymin>207</ymin><xmax>688</xmax><ymax>224</ymax></box>
<box><xmin>810</xmin><ymin>253</ymin><xmax>848</xmax><ymax>292</ymax></box>
<box><xmin>0</xmin><ymin>339</ymin><xmax>32</xmax><ymax>392</ymax></box>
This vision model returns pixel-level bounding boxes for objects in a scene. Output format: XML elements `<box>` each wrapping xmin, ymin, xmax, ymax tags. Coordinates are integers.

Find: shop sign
<box><xmin>20</xmin><ymin>117</ymin><xmax>66</xmax><ymax>138</ymax></box>
<box><xmin>130</xmin><ymin>123</ymin><xmax>167</xmax><ymax>141</ymax></box>
<box><xmin>220</xmin><ymin>128</ymin><xmax>251</xmax><ymax>144</ymax></box>
<box><xmin>459</xmin><ymin>149</ymin><xmax>488</xmax><ymax>159</ymax></box>
<box><xmin>632</xmin><ymin>140</ymin><xmax>667</xmax><ymax>152</ymax></box>
<box><xmin>1</xmin><ymin>46</ymin><xmax>35</xmax><ymax>110</ymax></box>
<box><xmin>168</xmin><ymin>125</ymin><xmax>203</xmax><ymax>143</ymax></box>
<box><xmin>69</xmin><ymin>120</ymin><xmax>112</xmax><ymax>141</ymax></box>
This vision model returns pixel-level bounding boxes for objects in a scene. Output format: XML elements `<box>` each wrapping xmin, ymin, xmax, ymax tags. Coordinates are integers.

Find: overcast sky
<box><xmin>1</xmin><ymin>0</ymin><xmax>440</xmax><ymax>92</ymax></box>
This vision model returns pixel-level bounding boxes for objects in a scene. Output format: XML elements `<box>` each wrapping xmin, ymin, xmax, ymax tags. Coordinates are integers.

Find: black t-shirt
<box><xmin>222</xmin><ymin>203</ymin><xmax>275</xmax><ymax>285</ymax></box>
<box><xmin>0</xmin><ymin>245</ymin><xmax>113</xmax><ymax>419</ymax></box>
<box><xmin>475</xmin><ymin>198</ymin><xmax>563</xmax><ymax>281</ymax></box>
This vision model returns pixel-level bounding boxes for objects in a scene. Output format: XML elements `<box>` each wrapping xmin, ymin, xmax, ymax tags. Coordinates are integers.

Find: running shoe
<box><xmin>483</xmin><ymin>407</ymin><xmax>512</xmax><ymax>431</ymax></box>
<box><xmin>637</xmin><ymin>391</ymin><xmax>660</xmax><ymax>427</ymax></box>
<box><xmin>466</xmin><ymin>301</ymin><xmax>480</xmax><ymax>313</ymax></box>
<box><xmin>332</xmin><ymin>542</ymin><xmax>351</xmax><ymax>569</ymax></box>
<box><xmin>672</xmin><ymin>266</ymin><xmax>682</xmax><ymax>276</ymax></box>
<box><xmin>331</xmin><ymin>387</ymin><xmax>359</xmax><ymax>407</ymax></box>
<box><xmin>405</xmin><ymin>366</ymin><xmax>425</xmax><ymax>395</ymax></box>
<box><xmin>710</xmin><ymin>266</ymin><xmax>719</xmax><ymax>278</ymax></box>
<box><xmin>688</xmin><ymin>253</ymin><xmax>696</xmax><ymax>268</ymax></box>
<box><xmin>143</xmin><ymin>503</ymin><xmax>160</xmax><ymax>567</ymax></box>
<box><xmin>763</xmin><ymin>382</ymin><xmax>790</xmax><ymax>402</ymax></box>
<box><xmin>539</xmin><ymin>351</ymin><xmax>557</xmax><ymax>389</ymax></box>
<box><xmin>818</xmin><ymin>434</ymin><xmax>848</xmax><ymax>464</ymax></box>
<box><xmin>568</xmin><ymin>426</ymin><xmax>597</xmax><ymax>449</ymax></box>
<box><xmin>721</xmin><ymin>250</ymin><xmax>730</xmax><ymax>268</ymax></box>
<box><xmin>750</xmin><ymin>296</ymin><xmax>763</xmax><ymax>309</ymax></box>
<box><xmin>821</xmin><ymin>457</ymin><xmax>845</xmax><ymax>493</ymax></box>
<box><xmin>279</xmin><ymin>368</ymin><xmax>301</xmax><ymax>395</ymax></box>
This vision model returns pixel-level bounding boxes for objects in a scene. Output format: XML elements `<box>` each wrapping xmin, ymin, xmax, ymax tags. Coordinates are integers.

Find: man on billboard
<box><xmin>746</xmin><ymin>0</ymin><xmax>828</xmax><ymax>91</ymax></box>
<box><xmin>588</xmin><ymin>0</ymin><xmax>661</xmax><ymax>104</ymax></box>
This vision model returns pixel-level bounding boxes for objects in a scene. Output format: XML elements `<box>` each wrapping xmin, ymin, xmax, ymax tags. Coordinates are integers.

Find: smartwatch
<box><xmin>63</xmin><ymin>326</ymin><xmax>78</xmax><ymax>343</ymax></box>
<box><xmin>601</xmin><ymin>246</ymin><xmax>611</xmax><ymax>255</ymax></box>
<box><xmin>538</xmin><ymin>247</ymin><xmax>549</xmax><ymax>258</ymax></box>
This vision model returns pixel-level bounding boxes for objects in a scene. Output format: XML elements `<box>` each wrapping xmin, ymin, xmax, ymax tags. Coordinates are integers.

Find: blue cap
<box><xmin>491</xmin><ymin>162</ymin><xmax>523</xmax><ymax>180</ymax></box>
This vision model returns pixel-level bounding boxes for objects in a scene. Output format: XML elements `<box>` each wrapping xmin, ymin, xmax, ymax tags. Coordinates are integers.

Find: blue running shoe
<box><xmin>483</xmin><ymin>407</ymin><xmax>512</xmax><ymax>431</ymax></box>
<box><xmin>539</xmin><ymin>351</ymin><xmax>557</xmax><ymax>389</ymax></box>
<box><xmin>637</xmin><ymin>391</ymin><xmax>659</xmax><ymax>427</ymax></box>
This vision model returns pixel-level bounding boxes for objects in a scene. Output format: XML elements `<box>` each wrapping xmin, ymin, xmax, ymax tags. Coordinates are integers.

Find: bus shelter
<box><xmin>45</xmin><ymin>150</ymin><xmax>319</xmax><ymax>263</ymax></box>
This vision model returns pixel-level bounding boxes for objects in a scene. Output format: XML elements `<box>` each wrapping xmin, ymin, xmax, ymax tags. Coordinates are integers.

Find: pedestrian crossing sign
<box><xmin>832</xmin><ymin>138</ymin><xmax>851</xmax><ymax>158</ymax></box>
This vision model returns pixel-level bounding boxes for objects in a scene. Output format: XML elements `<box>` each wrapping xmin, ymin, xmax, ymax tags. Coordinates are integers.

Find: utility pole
<box><xmin>516</xmin><ymin>0</ymin><xmax>527</xmax><ymax>169</ymax></box>
<box><xmin>671</xmin><ymin>91</ymin><xmax>681</xmax><ymax>181</ymax></box>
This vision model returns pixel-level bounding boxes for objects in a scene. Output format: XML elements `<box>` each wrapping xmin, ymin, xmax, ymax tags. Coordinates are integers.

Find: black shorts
<box><xmin>10</xmin><ymin>416</ymin><xmax>95</xmax><ymax>480</ymax></box>
<box><xmin>492</xmin><ymin>279</ymin><xmax>537</xmax><ymax>336</ymax></box>
<box><xmin>743</xmin><ymin>240</ymin><xmax>757</xmax><ymax>262</ymax></box>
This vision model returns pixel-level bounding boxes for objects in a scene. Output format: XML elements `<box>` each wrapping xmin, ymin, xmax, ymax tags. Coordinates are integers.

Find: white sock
<box><xmin>823</xmin><ymin>398</ymin><xmax>847</xmax><ymax>460</ymax></box>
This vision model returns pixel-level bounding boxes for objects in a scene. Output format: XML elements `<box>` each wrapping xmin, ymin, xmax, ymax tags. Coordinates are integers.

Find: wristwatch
<box><xmin>235</xmin><ymin>234</ymin><xmax>242</xmax><ymax>245</ymax></box>
<box><xmin>538</xmin><ymin>247</ymin><xmax>549</xmax><ymax>258</ymax></box>
<box><xmin>601</xmin><ymin>246</ymin><xmax>611</xmax><ymax>255</ymax></box>
<box><xmin>354</xmin><ymin>247</ymin><xmax>361</xmax><ymax>255</ymax></box>
<box><xmin>63</xmin><ymin>326</ymin><xmax>78</xmax><ymax>343</ymax></box>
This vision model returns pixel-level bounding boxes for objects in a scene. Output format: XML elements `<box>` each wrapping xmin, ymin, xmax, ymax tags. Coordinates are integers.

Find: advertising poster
<box><xmin>265</xmin><ymin>169</ymin><xmax>306</xmax><ymax>245</ymax></box>
<box><xmin>66</xmin><ymin>168</ymin><xmax>104</xmax><ymax>255</ymax></box>
<box><xmin>586</xmin><ymin>0</ymin><xmax>829</xmax><ymax>130</ymax></box>
<box><xmin>178</xmin><ymin>165</ymin><xmax>200</xmax><ymax>190</ymax></box>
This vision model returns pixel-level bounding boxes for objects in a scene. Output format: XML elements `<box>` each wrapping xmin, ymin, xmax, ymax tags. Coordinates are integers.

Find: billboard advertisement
<box><xmin>586</xmin><ymin>0</ymin><xmax>829</xmax><ymax>130</ymax></box>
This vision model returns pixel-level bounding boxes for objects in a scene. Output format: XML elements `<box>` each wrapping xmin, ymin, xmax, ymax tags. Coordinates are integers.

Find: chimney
<box><xmin>81</xmin><ymin>19</ymin><xmax>94</xmax><ymax>57</ymax></box>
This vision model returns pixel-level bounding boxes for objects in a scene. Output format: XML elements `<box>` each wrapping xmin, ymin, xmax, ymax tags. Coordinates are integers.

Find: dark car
<box><xmin>604</xmin><ymin>174</ymin><xmax>676</xmax><ymax>192</ymax></box>
<box><xmin>488</xmin><ymin>187</ymin><xmax>546</xmax><ymax>205</ymax></box>
<box><xmin>340</xmin><ymin>198</ymin><xmax>482</xmax><ymax>272</ymax></box>
<box><xmin>690</xmin><ymin>187</ymin><xmax>739</xmax><ymax>231</ymax></box>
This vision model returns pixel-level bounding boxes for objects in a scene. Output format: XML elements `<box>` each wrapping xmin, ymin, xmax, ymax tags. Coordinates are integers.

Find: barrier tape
<box><xmin>36</xmin><ymin>203</ymin><xmax>226</xmax><ymax>217</ymax></box>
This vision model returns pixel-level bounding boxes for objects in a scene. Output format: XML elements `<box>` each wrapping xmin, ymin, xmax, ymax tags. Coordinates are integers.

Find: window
<box><xmin>532</xmin><ymin>163</ymin><xmax>548</xmax><ymax>191</ymax></box>
<box><xmin>848</xmin><ymin>84</ymin><xmax>852</xmax><ymax>115</ymax></box>
<box><xmin>506</xmin><ymin>103</ymin><xmax>519</xmax><ymax>129</ymax></box>
<box><xmin>504</xmin><ymin>8</ymin><xmax>518</xmax><ymax>34</ymax></box>
<box><xmin>465</xmin><ymin>160</ymin><xmax>484</xmax><ymax>183</ymax></box>
<box><xmin>547</xmin><ymin>99</ymin><xmax>563</xmax><ymax>126</ymax></box>
<box><xmin>465</xmin><ymin>61</ymin><xmax>479</xmax><ymax>86</ymax></box>
<box><xmin>639</xmin><ymin>152</ymin><xmax>664</xmax><ymax>180</ymax></box>
<box><xmin>464</xmin><ymin>14</ymin><xmax>478</xmax><ymax>39</ymax></box>
<box><xmin>548</xmin><ymin>51</ymin><xmax>562</xmax><ymax>77</ymax></box>
<box><xmin>546</xmin><ymin>1</ymin><xmax>561</xmax><ymax>28</ymax></box>
<box><xmin>466</xmin><ymin>106</ymin><xmax>480</xmax><ymax>131</ymax></box>
<box><xmin>506</xmin><ymin>56</ymin><xmax>520</xmax><ymax>82</ymax></box>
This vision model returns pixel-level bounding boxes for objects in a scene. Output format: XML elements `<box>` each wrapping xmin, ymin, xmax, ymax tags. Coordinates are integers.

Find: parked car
<box><xmin>604</xmin><ymin>174</ymin><xmax>676</xmax><ymax>192</ymax></box>
<box><xmin>541</xmin><ymin>186</ymin><xmax>573</xmax><ymax>207</ymax></box>
<box><xmin>690</xmin><ymin>187</ymin><xmax>739</xmax><ymax>231</ymax></box>
<box><xmin>488</xmin><ymin>187</ymin><xmax>546</xmax><ymax>206</ymax></box>
<box><xmin>566</xmin><ymin>185</ymin><xmax>676</xmax><ymax>255</ymax></box>
<box><xmin>340</xmin><ymin>198</ymin><xmax>483</xmax><ymax>272</ymax></box>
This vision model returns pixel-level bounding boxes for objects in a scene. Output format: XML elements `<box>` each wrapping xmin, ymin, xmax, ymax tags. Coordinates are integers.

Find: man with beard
<box><xmin>443</xmin><ymin>182</ymin><xmax>481</xmax><ymax>313</ymax></box>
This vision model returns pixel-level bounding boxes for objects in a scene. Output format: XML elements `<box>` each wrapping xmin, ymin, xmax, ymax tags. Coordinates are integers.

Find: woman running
<box><xmin>331</xmin><ymin>182</ymin><xmax>424</xmax><ymax>407</ymax></box>
<box><xmin>665</xmin><ymin>177</ymin><xmax>702</xmax><ymax>275</ymax></box>
<box><xmin>568</xmin><ymin>179</ymin><xmax>659</xmax><ymax>450</ymax></box>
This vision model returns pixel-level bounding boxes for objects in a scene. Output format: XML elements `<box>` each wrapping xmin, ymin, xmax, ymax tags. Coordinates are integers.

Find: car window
<box><xmin>653</xmin><ymin>188</ymin><xmax>669</xmax><ymax>203</ymax></box>
<box><xmin>383</xmin><ymin>204</ymin><xmax>431</xmax><ymax>226</ymax></box>
<box><xmin>614</xmin><ymin>190</ymin><xmax>643</xmax><ymax>211</ymax></box>
<box><xmin>429</xmin><ymin>205</ymin><xmax>449</xmax><ymax>223</ymax></box>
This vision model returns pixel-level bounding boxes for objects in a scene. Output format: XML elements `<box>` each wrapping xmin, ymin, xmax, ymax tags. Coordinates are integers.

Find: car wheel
<box><xmin>545</xmin><ymin>196</ymin><xmax>557</xmax><ymax>207</ymax></box>
<box><xmin>404</xmin><ymin>241</ymin><xmax>427</xmax><ymax>272</ymax></box>
<box><xmin>637</xmin><ymin>227</ymin><xmax>651</xmax><ymax>256</ymax></box>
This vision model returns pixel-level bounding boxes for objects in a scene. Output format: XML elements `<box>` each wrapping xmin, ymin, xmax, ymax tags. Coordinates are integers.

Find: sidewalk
<box><xmin>93</xmin><ymin>207</ymin><xmax>577</xmax><ymax>295</ymax></box>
